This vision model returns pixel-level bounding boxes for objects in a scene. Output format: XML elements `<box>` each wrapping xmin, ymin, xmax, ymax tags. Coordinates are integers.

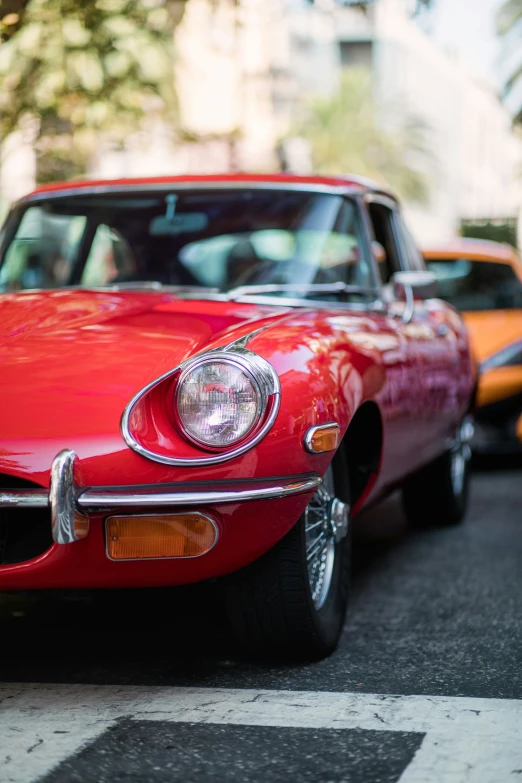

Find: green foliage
<box><xmin>0</xmin><ymin>1</ymin><xmax>31</xmax><ymax>41</ymax></box>
<box><xmin>461</xmin><ymin>218</ymin><xmax>519</xmax><ymax>249</ymax></box>
<box><xmin>292</xmin><ymin>68</ymin><xmax>433</xmax><ymax>204</ymax></box>
<box><xmin>0</xmin><ymin>0</ymin><xmax>183</xmax><ymax>181</ymax></box>
<box><xmin>497</xmin><ymin>0</ymin><xmax>522</xmax><ymax>123</ymax></box>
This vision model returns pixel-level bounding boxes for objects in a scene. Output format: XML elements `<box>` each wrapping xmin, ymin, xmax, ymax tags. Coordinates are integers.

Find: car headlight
<box><xmin>481</xmin><ymin>341</ymin><xmax>522</xmax><ymax>371</ymax></box>
<box><xmin>175</xmin><ymin>353</ymin><xmax>273</xmax><ymax>448</ymax></box>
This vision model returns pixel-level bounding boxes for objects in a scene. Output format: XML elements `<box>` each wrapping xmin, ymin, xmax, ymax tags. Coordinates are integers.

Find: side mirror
<box><xmin>392</xmin><ymin>270</ymin><xmax>438</xmax><ymax>301</ymax></box>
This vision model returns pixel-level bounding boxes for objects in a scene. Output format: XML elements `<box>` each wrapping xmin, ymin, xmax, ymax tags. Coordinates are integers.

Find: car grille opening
<box><xmin>0</xmin><ymin>474</ymin><xmax>53</xmax><ymax>565</ymax></box>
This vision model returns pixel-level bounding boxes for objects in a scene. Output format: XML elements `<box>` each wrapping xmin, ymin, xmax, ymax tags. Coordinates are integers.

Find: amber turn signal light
<box><xmin>304</xmin><ymin>423</ymin><xmax>341</xmax><ymax>453</ymax></box>
<box><xmin>106</xmin><ymin>513</ymin><xmax>218</xmax><ymax>560</ymax></box>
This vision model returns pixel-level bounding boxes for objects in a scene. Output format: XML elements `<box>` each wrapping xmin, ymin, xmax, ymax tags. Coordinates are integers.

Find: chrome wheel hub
<box><xmin>450</xmin><ymin>448</ymin><xmax>466</xmax><ymax>496</ymax></box>
<box><xmin>304</xmin><ymin>469</ymin><xmax>350</xmax><ymax>611</ymax></box>
<box><xmin>450</xmin><ymin>416</ymin><xmax>473</xmax><ymax>496</ymax></box>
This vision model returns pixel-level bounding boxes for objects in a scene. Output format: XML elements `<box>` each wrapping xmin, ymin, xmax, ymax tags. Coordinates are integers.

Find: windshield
<box><xmin>0</xmin><ymin>189</ymin><xmax>374</xmax><ymax>301</ymax></box>
<box><xmin>425</xmin><ymin>257</ymin><xmax>522</xmax><ymax>311</ymax></box>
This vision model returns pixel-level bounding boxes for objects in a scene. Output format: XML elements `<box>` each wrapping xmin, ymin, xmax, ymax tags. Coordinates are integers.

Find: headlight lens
<box><xmin>176</xmin><ymin>359</ymin><xmax>262</xmax><ymax>447</ymax></box>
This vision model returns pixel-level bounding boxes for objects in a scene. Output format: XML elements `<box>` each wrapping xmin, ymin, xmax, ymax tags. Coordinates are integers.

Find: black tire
<box><xmin>402</xmin><ymin>423</ymin><xmax>471</xmax><ymax>528</ymax></box>
<box><xmin>224</xmin><ymin>455</ymin><xmax>351</xmax><ymax>661</ymax></box>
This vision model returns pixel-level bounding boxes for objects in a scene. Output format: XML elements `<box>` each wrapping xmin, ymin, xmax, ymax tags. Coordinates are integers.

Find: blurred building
<box><xmin>2</xmin><ymin>0</ymin><xmax>521</xmax><ymax>246</ymax></box>
<box><xmin>333</xmin><ymin>0</ymin><xmax>522</xmax><ymax>244</ymax></box>
<box><xmin>74</xmin><ymin>0</ymin><xmax>522</xmax><ymax>246</ymax></box>
<box><xmin>95</xmin><ymin>0</ymin><xmax>338</xmax><ymax>176</ymax></box>
<box><xmin>97</xmin><ymin>0</ymin><xmax>301</xmax><ymax>177</ymax></box>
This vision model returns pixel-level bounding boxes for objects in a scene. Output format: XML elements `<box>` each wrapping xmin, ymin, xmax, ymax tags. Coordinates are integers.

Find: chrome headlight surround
<box><xmin>121</xmin><ymin>345</ymin><xmax>281</xmax><ymax>466</ymax></box>
<box><xmin>174</xmin><ymin>351</ymin><xmax>275</xmax><ymax>450</ymax></box>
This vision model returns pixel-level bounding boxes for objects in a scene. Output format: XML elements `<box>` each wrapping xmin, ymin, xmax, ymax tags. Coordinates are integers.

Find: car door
<box><xmin>362</xmin><ymin>195</ymin><xmax>425</xmax><ymax>485</ymax></box>
<box><xmin>394</xmin><ymin>212</ymin><xmax>462</xmax><ymax>462</ymax></box>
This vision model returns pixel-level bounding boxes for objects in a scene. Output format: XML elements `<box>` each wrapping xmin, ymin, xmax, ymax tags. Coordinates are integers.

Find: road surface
<box><xmin>1</xmin><ymin>460</ymin><xmax>521</xmax><ymax>782</ymax></box>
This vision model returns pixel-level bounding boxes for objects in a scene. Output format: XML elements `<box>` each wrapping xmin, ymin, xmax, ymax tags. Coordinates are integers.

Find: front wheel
<box><xmin>225</xmin><ymin>460</ymin><xmax>351</xmax><ymax>660</ymax></box>
<box><xmin>402</xmin><ymin>418</ymin><xmax>473</xmax><ymax>528</ymax></box>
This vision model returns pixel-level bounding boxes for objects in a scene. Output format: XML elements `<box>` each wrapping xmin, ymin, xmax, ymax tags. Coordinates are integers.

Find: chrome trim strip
<box><xmin>304</xmin><ymin>423</ymin><xmax>341</xmax><ymax>454</ymax></box>
<box><xmin>0</xmin><ymin>490</ymin><xmax>48</xmax><ymax>507</ymax></box>
<box><xmin>225</xmin><ymin>282</ymin><xmax>381</xmax><ymax>300</ymax></box>
<box><xmin>120</xmin><ymin>346</ymin><xmax>281</xmax><ymax>467</ymax></box>
<box><xmin>481</xmin><ymin>340</ymin><xmax>522</xmax><ymax>371</ymax></box>
<box><xmin>3</xmin><ymin>286</ymin><xmax>380</xmax><ymax>312</ymax></box>
<box><xmin>49</xmin><ymin>449</ymin><xmax>89</xmax><ymax>544</ymax></box>
<box><xmin>82</xmin><ymin>475</ymin><xmax>321</xmax><ymax>508</ymax></box>
<box><xmin>224</xmin><ymin>324</ymin><xmax>273</xmax><ymax>350</ymax></box>
<box><xmin>219</xmin><ymin>295</ymin><xmax>381</xmax><ymax>311</ymax></box>
<box><xmin>104</xmin><ymin>511</ymin><xmax>219</xmax><ymax>562</ymax></box>
<box><xmin>0</xmin><ymin>474</ymin><xmax>321</xmax><ymax>511</ymax></box>
<box><xmin>22</xmin><ymin>180</ymin><xmax>365</xmax><ymax>204</ymax></box>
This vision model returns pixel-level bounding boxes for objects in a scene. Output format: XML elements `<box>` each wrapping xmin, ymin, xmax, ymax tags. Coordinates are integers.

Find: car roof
<box><xmin>22</xmin><ymin>172</ymin><xmax>398</xmax><ymax>202</ymax></box>
<box><xmin>422</xmin><ymin>237</ymin><xmax>521</xmax><ymax>267</ymax></box>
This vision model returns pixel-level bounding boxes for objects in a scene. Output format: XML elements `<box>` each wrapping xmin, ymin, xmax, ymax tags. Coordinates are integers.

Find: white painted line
<box><xmin>1</xmin><ymin>684</ymin><xmax>521</xmax><ymax>783</ymax></box>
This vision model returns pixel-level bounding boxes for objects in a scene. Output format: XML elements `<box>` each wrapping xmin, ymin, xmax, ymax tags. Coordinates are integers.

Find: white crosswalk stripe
<box><xmin>1</xmin><ymin>684</ymin><xmax>521</xmax><ymax>783</ymax></box>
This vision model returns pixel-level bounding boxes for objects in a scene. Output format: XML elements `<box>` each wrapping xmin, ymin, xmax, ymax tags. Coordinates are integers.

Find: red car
<box><xmin>0</xmin><ymin>174</ymin><xmax>476</xmax><ymax>659</ymax></box>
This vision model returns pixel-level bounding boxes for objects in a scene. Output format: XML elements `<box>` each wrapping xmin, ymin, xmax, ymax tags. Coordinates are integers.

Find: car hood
<box><xmin>0</xmin><ymin>290</ymin><xmax>287</xmax><ymax>459</ymax></box>
<box><xmin>463</xmin><ymin>309</ymin><xmax>522</xmax><ymax>363</ymax></box>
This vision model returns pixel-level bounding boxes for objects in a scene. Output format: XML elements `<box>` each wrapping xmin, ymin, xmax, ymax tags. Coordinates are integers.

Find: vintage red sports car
<box><xmin>0</xmin><ymin>174</ymin><xmax>476</xmax><ymax>659</ymax></box>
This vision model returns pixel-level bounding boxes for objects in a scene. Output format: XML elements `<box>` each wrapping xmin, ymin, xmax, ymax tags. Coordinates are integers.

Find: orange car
<box><xmin>423</xmin><ymin>238</ymin><xmax>522</xmax><ymax>452</ymax></box>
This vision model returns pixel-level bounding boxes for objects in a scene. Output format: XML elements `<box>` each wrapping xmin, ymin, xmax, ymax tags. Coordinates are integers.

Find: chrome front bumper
<box><xmin>0</xmin><ymin>450</ymin><xmax>321</xmax><ymax>545</ymax></box>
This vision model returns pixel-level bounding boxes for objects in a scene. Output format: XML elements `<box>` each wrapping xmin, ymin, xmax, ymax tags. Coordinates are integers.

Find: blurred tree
<box><xmin>0</xmin><ymin>0</ymin><xmax>30</xmax><ymax>40</ymax></box>
<box><xmin>497</xmin><ymin>0</ymin><xmax>522</xmax><ymax>123</ymax></box>
<box><xmin>0</xmin><ymin>0</ymin><xmax>186</xmax><ymax>181</ymax></box>
<box><xmin>291</xmin><ymin>68</ymin><xmax>433</xmax><ymax>204</ymax></box>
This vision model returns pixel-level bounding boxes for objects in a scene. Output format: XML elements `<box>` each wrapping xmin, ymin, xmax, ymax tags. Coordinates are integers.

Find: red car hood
<box><xmin>0</xmin><ymin>290</ymin><xmax>285</xmax><ymax>466</ymax></box>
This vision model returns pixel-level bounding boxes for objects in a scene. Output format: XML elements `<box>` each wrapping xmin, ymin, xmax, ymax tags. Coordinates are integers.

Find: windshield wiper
<box><xmin>226</xmin><ymin>282</ymin><xmax>380</xmax><ymax>300</ymax></box>
<box><xmin>85</xmin><ymin>280</ymin><xmax>379</xmax><ymax>301</ymax></box>
<box><xmin>96</xmin><ymin>282</ymin><xmax>220</xmax><ymax>294</ymax></box>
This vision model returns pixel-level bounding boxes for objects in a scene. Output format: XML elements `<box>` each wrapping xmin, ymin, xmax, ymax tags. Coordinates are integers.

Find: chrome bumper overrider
<box><xmin>0</xmin><ymin>450</ymin><xmax>321</xmax><ymax>546</ymax></box>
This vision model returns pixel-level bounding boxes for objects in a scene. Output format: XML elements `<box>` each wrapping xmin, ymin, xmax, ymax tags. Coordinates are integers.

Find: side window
<box><xmin>327</xmin><ymin>198</ymin><xmax>373</xmax><ymax>290</ymax></box>
<box><xmin>0</xmin><ymin>207</ymin><xmax>86</xmax><ymax>291</ymax></box>
<box><xmin>396</xmin><ymin>214</ymin><xmax>425</xmax><ymax>271</ymax></box>
<box><xmin>367</xmin><ymin>201</ymin><xmax>402</xmax><ymax>284</ymax></box>
<box><xmin>81</xmin><ymin>225</ymin><xmax>137</xmax><ymax>286</ymax></box>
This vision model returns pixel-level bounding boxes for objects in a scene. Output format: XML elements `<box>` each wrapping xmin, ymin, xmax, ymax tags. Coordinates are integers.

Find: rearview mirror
<box><xmin>149</xmin><ymin>213</ymin><xmax>208</xmax><ymax>236</ymax></box>
<box><xmin>392</xmin><ymin>270</ymin><xmax>438</xmax><ymax>301</ymax></box>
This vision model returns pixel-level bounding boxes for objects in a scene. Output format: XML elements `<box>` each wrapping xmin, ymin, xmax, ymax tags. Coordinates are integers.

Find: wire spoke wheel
<box><xmin>450</xmin><ymin>445</ymin><xmax>466</xmax><ymax>496</ymax></box>
<box><xmin>402</xmin><ymin>415</ymin><xmax>473</xmax><ymax>529</ymax></box>
<box><xmin>451</xmin><ymin>416</ymin><xmax>473</xmax><ymax>496</ymax></box>
<box><xmin>304</xmin><ymin>467</ymin><xmax>337</xmax><ymax>610</ymax></box>
<box><xmin>225</xmin><ymin>456</ymin><xmax>352</xmax><ymax>659</ymax></box>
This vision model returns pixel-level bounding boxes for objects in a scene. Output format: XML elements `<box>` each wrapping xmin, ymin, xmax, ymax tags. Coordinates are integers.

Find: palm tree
<box><xmin>290</xmin><ymin>67</ymin><xmax>434</xmax><ymax>204</ymax></box>
<box><xmin>497</xmin><ymin>0</ymin><xmax>522</xmax><ymax>123</ymax></box>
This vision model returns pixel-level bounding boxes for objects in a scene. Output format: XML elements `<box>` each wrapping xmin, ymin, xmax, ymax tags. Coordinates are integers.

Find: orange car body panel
<box><xmin>424</xmin><ymin>239</ymin><xmax>522</xmax><ymax>444</ymax></box>
<box><xmin>462</xmin><ymin>310</ymin><xmax>522</xmax><ymax>364</ymax></box>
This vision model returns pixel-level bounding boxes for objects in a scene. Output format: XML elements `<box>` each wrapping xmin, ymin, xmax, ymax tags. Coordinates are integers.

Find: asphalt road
<box><xmin>1</xmin><ymin>459</ymin><xmax>521</xmax><ymax>783</ymax></box>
